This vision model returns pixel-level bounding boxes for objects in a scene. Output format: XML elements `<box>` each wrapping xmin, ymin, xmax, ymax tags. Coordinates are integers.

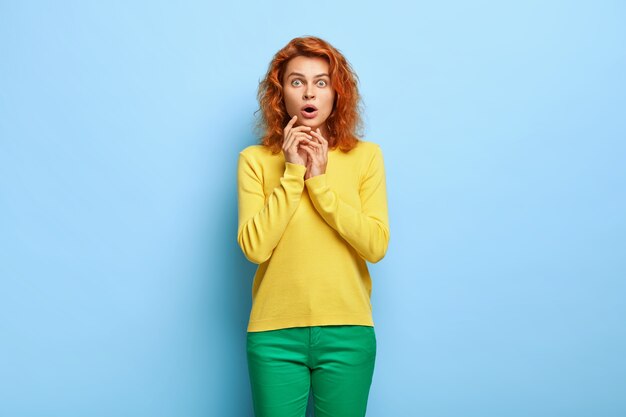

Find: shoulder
<box><xmin>352</xmin><ymin>140</ymin><xmax>386</xmax><ymax>179</ymax></box>
<box><xmin>332</xmin><ymin>140</ymin><xmax>384</xmax><ymax>167</ymax></box>
<box><xmin>349</xmin><ymin>139</ymin><xmax>382</xmax><ymax>153</ymax></box>
<box><xmin>352</xmin><ymin>140</ymin><xmax>384</xmax><ymax>163</ymax></box>
<box><xmin>239</xmin><ymin>144</ymin><xmax>276</xmax><ymax>162</ymax></box>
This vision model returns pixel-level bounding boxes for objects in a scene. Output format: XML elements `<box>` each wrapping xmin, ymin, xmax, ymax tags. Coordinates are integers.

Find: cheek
<box><xmin>284</xmin><ymin>91</ymin><xmax>299</xmax><ymax>109</ymax></box>
<box><xmin>324</xmin><ymin>93</ymin><xmax>336</xmax><ymax>111</ymax></box>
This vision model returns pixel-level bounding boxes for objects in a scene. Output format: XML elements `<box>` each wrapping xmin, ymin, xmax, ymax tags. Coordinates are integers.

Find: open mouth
<box><xmin>300</xmin><ymin>104</ymin><xmax>318</xmax><ymax>119</ymax></box>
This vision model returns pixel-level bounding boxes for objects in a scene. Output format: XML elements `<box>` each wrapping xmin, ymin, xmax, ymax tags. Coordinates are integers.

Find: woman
<box><xmin>237</xmin><ymin>36</ymin><xmax>390</xmax><ymax>417</ymax></box>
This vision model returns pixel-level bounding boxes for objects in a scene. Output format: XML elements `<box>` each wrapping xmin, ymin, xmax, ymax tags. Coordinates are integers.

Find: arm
<box><xmin>237</xmin><ymin>152</ymin><xmax>306</xmax><ymax>264</ymax></box>
<box><xmin>304</xmin><ymin>145</ymin><xmax>390</xmax><ymax>263</ymax></box>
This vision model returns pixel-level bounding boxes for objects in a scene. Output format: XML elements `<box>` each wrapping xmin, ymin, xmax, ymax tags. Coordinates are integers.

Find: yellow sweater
<box><xmin>237</xmin><ymin>140</ymin><xmax>390</xmax><ymax>332</ymax></box>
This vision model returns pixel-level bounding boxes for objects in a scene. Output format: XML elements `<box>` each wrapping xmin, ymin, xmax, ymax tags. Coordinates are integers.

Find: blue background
<box><xmin>1</xmin><ymin>1</ymin><xmax>625</xmax><ymax>416</ymax></box>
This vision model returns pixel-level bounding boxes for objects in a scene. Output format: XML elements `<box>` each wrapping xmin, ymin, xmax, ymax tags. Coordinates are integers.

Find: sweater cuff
<box><xmin>284</xmin><ymin>162</ymin><xmax>307</xmax><ymax>178</ymax></box>
<box><xmin>304</xmin><ymin>173</ymin><xmax>328</xmax><ymax>193</ymax></box>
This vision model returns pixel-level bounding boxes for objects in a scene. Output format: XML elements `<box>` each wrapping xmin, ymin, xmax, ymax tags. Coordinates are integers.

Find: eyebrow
<box><xmin>287</xmin><ymin>72</ymin><xmax>330</xmax><ymax>78</ymax></box>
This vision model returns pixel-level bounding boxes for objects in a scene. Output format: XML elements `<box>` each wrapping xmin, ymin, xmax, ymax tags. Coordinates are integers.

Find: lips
<box><xmin>301</xmin><ymin>104</ymin><xmax>318</xmax><ymax>112</ymax></box>
<box><xmin>300</xmin><ymin>104</ymin><xmax>318</xmax><ymax>119</ymax></box>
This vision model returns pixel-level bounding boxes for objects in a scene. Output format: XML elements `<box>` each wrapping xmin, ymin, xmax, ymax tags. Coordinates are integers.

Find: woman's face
<box><xmin>282</xmin><ymin>56</ymin><xmax>335</xmax><ymax>135</ymax></box>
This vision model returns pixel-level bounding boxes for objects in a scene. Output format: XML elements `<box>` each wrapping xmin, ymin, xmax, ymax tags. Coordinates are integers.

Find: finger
<box><xmin>309</xmin><ymin>130</ymin><xmax>321</xmax><ymax>141</ymax></box>
<box><xmin>308</xmin><ymin>131</ymin><xmax>326</xmax><ymax>152</ymax></box>
<box><xmin>283</xmin><ymin>133</ymin><xmax>295</xmax><ymax>151</ymax></box>
<box><xmin>291</xmin><ymin>136</ymin><xmax>313</xmax><ymax>151</ymax></box>
<box><xmin>284</xmin><ymin>115</ymin><xmax>298</xmax><ymax>132</ymax></box>
<box><xmin>316</xmin><ymin>128</ymin><xmax>328</xmax><ymax>152</ymax></box>
<box><xmin>300</xmin><ymin>145</ymin><xmax>315</xmax><ymax>157</ymax></box>
<box><xmin>310</xmin><ymin>129</ymin><xmax>327</xmax><ymax>144</ymax></box>
<box><xmin>316</xmin><ymin>128</ymin><xmax>328</xmax><ymax>144</ymax></box>
<box><xmin>282</xmin><ymin>116</ymin><xmax>300</xmax><ymax>149</ymax></box>
<box><xmin>305</xmin><ymin>141</ymin><xmax>322</xmax><ymax>151</ymax></box>
<box><xmin>282</xmin><ymin>116</ymin><xmax>298</xmax><ymax>147</ymax></box>
<box><xmin>285</xmin><ymin>127</ymin><xmax>311</xmax><ymax>148</ymax></box>
<box><xmin>285</xmin><ymin>131</ymin><xmax>312</xmax><ymax>151</ymax></box>
<box><xmin>316</xmin><ymin>128</ymin><xmax>327</xmax><ymax>141</ymax></box>
<box><xmin>300</xmin><ymin>143</ymin><xmax>318</xmax><ymax>153</ymax></box>
<box><xmin>294</xmin><ymin>135</ymin><xmax>313</xmax><ymax>145</ymax></box>
<box><xmin>293</xmin><ymin>132</ymin><xmax>313</xmax><ymax>146</ymax></box>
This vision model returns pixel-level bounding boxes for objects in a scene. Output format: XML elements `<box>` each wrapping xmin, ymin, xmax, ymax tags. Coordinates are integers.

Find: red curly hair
<box><xmin>255</xmin><ymin>36</ymin><xmax>364</xmax><ymax>153</ymax></box>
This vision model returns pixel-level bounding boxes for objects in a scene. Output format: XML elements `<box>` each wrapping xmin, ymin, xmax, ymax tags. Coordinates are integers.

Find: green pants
<box><xmin>246</xmin><ymin>325</ymin><xmax>377</xmax><ymax>417</ymax></box>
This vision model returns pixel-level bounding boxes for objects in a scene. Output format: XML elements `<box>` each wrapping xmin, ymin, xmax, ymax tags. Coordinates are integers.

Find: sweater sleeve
<box><xmin>237</xmin><ymin>152</ymin><xmax>307</xmax><ymax>264</ymax></box>
<box><xmin>304</xmin><ymin>145</ymin><xmax>390</xmax><ymax>263</ymax></box>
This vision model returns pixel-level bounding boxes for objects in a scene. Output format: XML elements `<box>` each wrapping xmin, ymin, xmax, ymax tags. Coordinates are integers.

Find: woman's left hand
<box><xmin>302</xmin><ymin>128</ymin><xmax>328</xmax><ymax>180</ymax></box>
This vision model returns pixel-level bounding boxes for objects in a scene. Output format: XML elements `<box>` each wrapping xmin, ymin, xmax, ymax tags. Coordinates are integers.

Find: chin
<box><xmin>298</xmin><ymin>119</ymin><xmax>317</xmax><ymax>128</ymax></box>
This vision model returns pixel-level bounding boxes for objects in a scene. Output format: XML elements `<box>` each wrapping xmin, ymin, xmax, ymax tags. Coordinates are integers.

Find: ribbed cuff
<box><xmin>284</xmin><ymin>162</ymin><xmax>307</xmax><ymax>178</ymax></box>
<box><xmin>304</xmin><ymin>173</ymin><xmax>328</xmax><ymax>192</ymax></box>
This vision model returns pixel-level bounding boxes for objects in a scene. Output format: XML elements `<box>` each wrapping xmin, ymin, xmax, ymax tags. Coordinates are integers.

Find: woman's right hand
<box><xmin>282</xmin><ymin>115</ymin><xmax>312</xmax><ymax>167</ymax></box>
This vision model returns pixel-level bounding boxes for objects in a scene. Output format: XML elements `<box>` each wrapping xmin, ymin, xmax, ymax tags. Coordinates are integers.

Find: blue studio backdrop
<box><xmin>1</xmin><ymin>1</ymin><xmax>625</xmax><ymax>416</ymax></box>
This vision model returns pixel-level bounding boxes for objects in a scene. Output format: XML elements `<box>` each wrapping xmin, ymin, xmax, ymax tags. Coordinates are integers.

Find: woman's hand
<box><xmin>301</xmin><ymin>128</ymin><xmax>328</xmax><ymax>180</ymax></box>
<box><xmin>282</xmin><ymin>115</ymin><xmax>312</xmax><ymax>167</ymax></box>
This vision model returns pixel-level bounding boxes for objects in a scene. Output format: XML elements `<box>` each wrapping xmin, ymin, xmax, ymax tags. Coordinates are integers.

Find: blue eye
<box><xmin>291</xmin><ymin>79</ymin><xmax>302</xmax><ymax>86</ymax></box>
<box><xmin>317</xmin><ymin>80</ymin><xmax>327</xmax><ymax>87</ymax></box>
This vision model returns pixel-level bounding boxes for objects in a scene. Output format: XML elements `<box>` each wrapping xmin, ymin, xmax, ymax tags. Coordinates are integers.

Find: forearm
<box><xmin>238</xmin><ymin>160</ymin><xmax>306</xmax><ymax>264</ymax></box>
<box><xmin>305</xmin><ymin>173</ymin><xmax>389</xmax><ymax>263</ymax></box>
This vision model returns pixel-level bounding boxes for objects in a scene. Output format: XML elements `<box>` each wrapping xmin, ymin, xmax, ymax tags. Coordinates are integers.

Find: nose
<box><xmin>303</xmin><ymin>86</ymin><xmax>315</xmax><ymax>99</ymax></box>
